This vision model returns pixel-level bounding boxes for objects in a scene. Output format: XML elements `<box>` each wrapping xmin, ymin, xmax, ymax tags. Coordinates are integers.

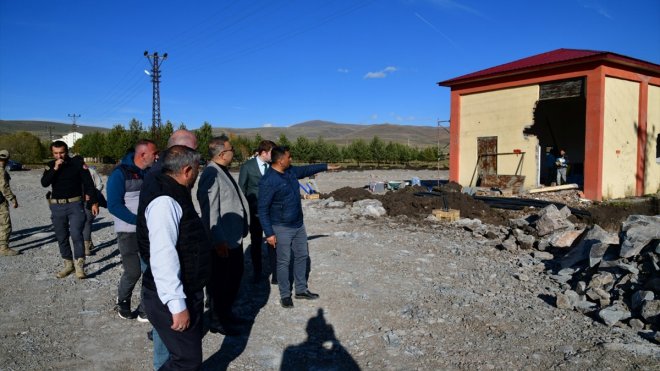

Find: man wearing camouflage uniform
<box><xmin>0</xmin><ymin>149</ymin><xmax>19</xmax><ymax>256</ymax></box>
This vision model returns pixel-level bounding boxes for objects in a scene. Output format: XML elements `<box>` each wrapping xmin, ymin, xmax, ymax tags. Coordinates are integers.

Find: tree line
<box><xmin>0</xmin><ymin>119</ymin><xmax>447</xmax><ymax>167</ymax></box>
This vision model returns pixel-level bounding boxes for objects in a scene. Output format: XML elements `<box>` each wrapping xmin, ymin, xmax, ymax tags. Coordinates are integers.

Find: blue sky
<box><xmin>1</xmin><ymin>0</ymin><xmax>658</xmax><ymax>130</ymax></box>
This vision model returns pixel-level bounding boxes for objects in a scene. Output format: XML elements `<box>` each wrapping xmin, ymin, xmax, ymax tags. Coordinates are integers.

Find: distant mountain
<box><xmin>0</xmin><ymin>119</ymin><xmax>448</xmax><ymax>147</ymax></box>
<box><xmin>213</xmin><ymin>120</ymin><xmax>447</xmax><ymax>148</ymax></box>
<box><xmin>0</xmin><ymin>120</ymin><xmax>110</xmax><ymax>141</ymax></box>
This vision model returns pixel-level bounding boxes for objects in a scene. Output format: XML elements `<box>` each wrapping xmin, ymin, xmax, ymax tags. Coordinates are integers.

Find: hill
<box><xmin>0</xmin><ymin>119</ymin><xmax>448</xmax><ymax>148</ymax></box>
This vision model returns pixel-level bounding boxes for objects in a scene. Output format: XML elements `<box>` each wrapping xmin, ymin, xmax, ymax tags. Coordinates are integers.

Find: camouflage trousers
<box><xmin>0</xmin><ymin>201</ymin><xmax>11</xmax><ymax>248</ymax></box>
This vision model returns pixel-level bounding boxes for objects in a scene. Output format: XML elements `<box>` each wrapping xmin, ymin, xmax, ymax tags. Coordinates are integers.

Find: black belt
<box><xmin>49</xmin><ymin>196</ymin><xmax>83</xmax><ymax>204</ymax></box>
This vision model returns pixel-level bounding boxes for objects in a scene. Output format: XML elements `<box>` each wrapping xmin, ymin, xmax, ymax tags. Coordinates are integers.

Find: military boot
<box><xmin>56</xmin><ymin>259</ymin><xmax>75</xmax><ymax>278</ymax></box>
<box><xmin>84</xmin><ymin>241</ymin><xmax>94</xmax><ymax>256</ymax></box>
<box><xmin>74</xmin><ymin>258</ymin><xmax>86</xmax><ymax>279</ymax></box>
<box><xmin>0</xmin><ymin>246</ymin><xmax>19</xmax><ymax>256</ymax></box>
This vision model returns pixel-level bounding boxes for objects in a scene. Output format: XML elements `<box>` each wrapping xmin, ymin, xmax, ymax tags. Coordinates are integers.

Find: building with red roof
<box><xmin>438</xmin><ymin>48</ymin><xmax>660</xmax><ymax>200</ymax></box>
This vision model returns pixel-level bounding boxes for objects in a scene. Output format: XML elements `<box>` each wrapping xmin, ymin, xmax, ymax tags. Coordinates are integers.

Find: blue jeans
<box><xmin>273</xmin><ymin>224</ymin><xmax>309</xmax><ymax>298</ymax></box>
<box><xmin>49</xmin><ymin>202</ymin><xmax>86</xmax><ymax>259</ymax></box>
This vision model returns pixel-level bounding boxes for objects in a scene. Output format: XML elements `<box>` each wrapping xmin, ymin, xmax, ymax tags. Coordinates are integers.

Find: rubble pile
<box><xmin>456</xmin><ymin>204</ymin><xmax>659</xmax><ymax>339</ymax></box>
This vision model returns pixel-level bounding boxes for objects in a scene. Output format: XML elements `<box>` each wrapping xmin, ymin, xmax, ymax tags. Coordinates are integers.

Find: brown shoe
<box><xmin>74</xmin><ymin>258</ymin><xmax>86</xmax><ymax>279</ymax></box>
<box><xmin>56</xmin><ymin>259</ymin><xmax>75</xmax><ymax>278</ymax></box>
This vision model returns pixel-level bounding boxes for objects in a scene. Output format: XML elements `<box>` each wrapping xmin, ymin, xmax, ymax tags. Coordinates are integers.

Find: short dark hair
<box><xmin>257</xmin><ymin>140</ymin><xmax>277</xmax><ymax>155</ymax></box>
<box><xmin>135</xmin><ymin>139</ymin><xmax>156</xmax><ymax>151</ymax></box>
<box><xmin>270</xmin><ymin>146</ymin><xmax>290</xmax><ymax>164</ymax></box>
<box><xmin>50</xmin><ymin>140</ymin><xmax>69</xmax><ymax>152</ymax></box>
<box><xmin>161</xmin><ymin>145</ymin><xmax>201</xmax><ymax>175</ymax></box>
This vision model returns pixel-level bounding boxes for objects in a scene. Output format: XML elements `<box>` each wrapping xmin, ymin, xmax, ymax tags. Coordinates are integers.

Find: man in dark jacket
<box><xmin>238</xmin><ymin>140</ymin><xmax>276</xmax><ymax>283</ymax></box>
<box><xmin>258</xmin><ymin>146</ymin><xmax>339</xmax><ymax>308</ymax></box>
<box><xmin>137</xmin><ymin>145</ymin><xmax>211</xmax><ymax>370</ymax></box>
<box><xmin>41</xmin><ymin>140</ymin><xmax>98</xmax><ymax>279</ymax></box>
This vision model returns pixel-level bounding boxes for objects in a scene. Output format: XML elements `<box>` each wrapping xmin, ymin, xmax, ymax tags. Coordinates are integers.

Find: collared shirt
<box><xmin>256</xmin><ymin>156</ymin><xmax>268</xmax><ymax>176</ymax></box>
<box><xmin>145</xmin><ymin>195</ymin><xmax>186</xmax><ymax>314</ymax></box>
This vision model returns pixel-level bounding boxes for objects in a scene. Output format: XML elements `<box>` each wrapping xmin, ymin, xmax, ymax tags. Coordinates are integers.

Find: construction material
<box><xmin>303</xmin><ymin>194</ymin><xmax>320</xmax><ymax>200</ymax></box>
<box><xmin>528</xmin><ymin>183</ymin><xmax>579</xmax><ymax>194</ymax></box>
<box><xmin>480</xmin><ymin>174</ymin><xmax>526</xmax><ymax>194</ymax></box>
<box><xmin>432</xmin><ymin>208</ymin><xmax>460</xmax><ymax>221</ymax></box>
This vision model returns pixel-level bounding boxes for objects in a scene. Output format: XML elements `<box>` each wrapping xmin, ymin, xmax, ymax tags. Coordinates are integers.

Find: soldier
<box><xmin>0</xmin><ymin>149</ymin><xmax>19</xmax><ymax>256</ymax></box>
<box><xmin>41</xmin><ymin>141</ymin><xmax>99</xmax><ymax>279</ymax></box>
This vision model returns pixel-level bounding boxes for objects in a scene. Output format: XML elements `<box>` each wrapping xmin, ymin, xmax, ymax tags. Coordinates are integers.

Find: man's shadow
<box><xmin>280</xmin><ymin>308</ymin><xmax>360</xmax><ymax>371</ymax></box>
<box><xmin>201</xmin><ymin>243</ymin><xmax>272</xmax><ymax>370</ymax></box>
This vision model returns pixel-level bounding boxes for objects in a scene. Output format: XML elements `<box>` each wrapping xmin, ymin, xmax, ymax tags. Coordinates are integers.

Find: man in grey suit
<box><xmin>238</xmin><ymin>140</ymin><xmax>276</xmax><ymax>283</ymax></box>
<box><xmin>197</xmin><ymin>135</ymin><xmax>250</xmax><ymax>336</ymax></box>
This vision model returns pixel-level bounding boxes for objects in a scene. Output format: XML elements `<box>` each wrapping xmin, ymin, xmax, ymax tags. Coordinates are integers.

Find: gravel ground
<box><xmin>0</xmin><ymin>169</ymin><xmax>658</xmax><ymax>370</ymax></box>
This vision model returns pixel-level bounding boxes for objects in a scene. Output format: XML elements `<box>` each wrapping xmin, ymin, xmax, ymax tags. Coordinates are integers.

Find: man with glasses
<box><xmin>197</xmin><ymin>135</ymin><xmax>250</xmax><ymax>335</ymax></box>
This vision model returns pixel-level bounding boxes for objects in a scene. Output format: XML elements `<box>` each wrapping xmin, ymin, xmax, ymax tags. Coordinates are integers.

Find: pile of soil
<box><xmin>326</xmin><ymin>185</ymin><xmax>509</xmax><ymax>225</ymax></box>
<box><xmin>326</xmin><ymin>185</ymin><xmax>659</xmax><ymax>229</ymax></box>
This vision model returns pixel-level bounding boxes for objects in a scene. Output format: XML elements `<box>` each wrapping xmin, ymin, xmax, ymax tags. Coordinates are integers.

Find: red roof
<box><xmin>438</xmin><ymin>48</ymin><xmax>660</xmax><ymax>86</ymax></box>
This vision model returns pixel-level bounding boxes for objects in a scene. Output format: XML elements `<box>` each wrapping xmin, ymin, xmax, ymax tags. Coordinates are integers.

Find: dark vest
<box><xmin>137</xmin><ymin>173</ymin><xmax>211</xmax><ymax>294</ymax></box>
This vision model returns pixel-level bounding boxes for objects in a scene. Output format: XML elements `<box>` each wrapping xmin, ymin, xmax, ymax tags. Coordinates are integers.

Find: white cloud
<box><xmin>371</xmin><ymin>114</ymin><xmax>379</xmax><ymax>120</ymax></box>
<box><xmin>337</xmin><ymin>68</ymin><xmax>349</xmax><ymax>73</ymax></box>
<box><xmin>580</xmin><ymin>0</ymin><xmax>613</xmax><ymax>19</ymax></box>
<box><xmin>364</xmin><ymin>66</ymin><xmax>398</xmax><ymax>79</ymax></box>
<box><xmin>262</xmin><ymin>123</ymin><xmax>273</xmax><ymax>127</ymax></box>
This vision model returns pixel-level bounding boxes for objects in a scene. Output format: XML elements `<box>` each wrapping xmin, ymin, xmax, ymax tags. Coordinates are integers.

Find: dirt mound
<box><xmin>325</xmin><ymin>186</ymin><xmax>509</xmax><ymax>225</ymax></box>
<box><xmin>584</xmin><ymin>198</ymin><xmax>659</xmax><ymax>231</ymax></box>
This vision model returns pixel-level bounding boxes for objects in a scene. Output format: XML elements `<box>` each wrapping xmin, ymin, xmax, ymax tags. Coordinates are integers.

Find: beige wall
<box><xmin>645</xmin><ymin>84</ymin><xmax>660</xmax><ymax>195</ymax></box>
<box><xmin>459</xmin><ymin>85</ymin><xmax>539</xmax><ymax>189</ymax></box>
<box><xmin>602</xmin><ymin>77</ymin><xmax>639</xmax><ymax>199</ymax></box>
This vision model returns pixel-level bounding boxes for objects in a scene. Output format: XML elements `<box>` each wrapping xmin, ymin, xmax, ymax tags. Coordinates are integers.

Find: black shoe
<box><xmin>280</xmin><ymin>297</ymin><xmax>294</xmax><ymax>308</ymax></box>
<box><xmin>294</xmin><ymin>290</ymin><xmax>319</xmax><ymax>300</ymax></box>
<box><xmin>147</xmin><ymin>330</ymin><xmax>153</xmax><ymax>341</ymax></box>
<box><xmin>115</xmin><ymin>298</ymin><xmax>135</xmax><ymax>319</ymax></box>
<box><xmin>209</xmin><ymin>323</ymin><xmax>241</xmax><ymax>336</ymax></box>
<box><xmin>271</xmin><ymin>277</ymin><xmax>278</xmax><ymax>285</ymax></box>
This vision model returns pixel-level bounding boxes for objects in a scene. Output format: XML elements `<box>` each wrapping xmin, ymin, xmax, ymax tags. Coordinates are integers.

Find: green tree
<box><xmin>369</xmin><ymin>136</ymin><xmax>386</xmax><ymax>168</ymax></box>
<box><xmin>105</xmin><ymin>124</ymin><xmax>131</xmax><ymax>162</ymax></box>
<box><xmin>277</xmin><ymin>133</ymin><xmax>291</xmax><ymax>148</ymax></box>
<box><xmin>128</xmin><ymin>118</ymin><xmax>146</xmax><ymax>145</ymax></box>
<box><xmin>76</xmin><ymin>131</ymin><xmax>106</xmax><ymax>162</ymax></box>
<box><xmin>159</xmin><ymin>120</ymin><xmax>175</xmax><ymax>149</ymax></box>
<box><xmin>417</xmin><ymin>146</ymin><xmax>437</xmax><ymax>162</ymax></box>
<box><xmin>326</xmin><ymin>142</ymin><xmax>342</xmax><ymax>163</ymax></box>
<box><xmin>0</xmin><ymin>132</ymin><xmax>45</xmax><ymax>164</ymax></box>
<box><xmin>346</xmin><ymin>139</ymin><xmax>369</xmax><ymax>167</ymax></box>
<box><xmin>292</xmin><ymin>136</ymin><xmax>313</xmax><ymax>163</ymax></box>
<box><xmin>195</xmin><ymin>122</ymin><xmax>214</xmax><ymax>159</ymax></box>
<box><xmin>384</xmin><ymin>142</ymin><xmax>398</xmax><ymax>164</ymax></box>
<box><xmin>178</xmin><ymin>122</ymin><xmax>187</xmax><ymax>130</ymax></box>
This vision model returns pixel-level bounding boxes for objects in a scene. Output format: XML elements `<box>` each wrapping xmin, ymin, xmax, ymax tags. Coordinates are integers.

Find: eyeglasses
<box><xmin>220</xmin><ymin>148</ymin><xmax>235</xmax><ymax>155</ymax></box>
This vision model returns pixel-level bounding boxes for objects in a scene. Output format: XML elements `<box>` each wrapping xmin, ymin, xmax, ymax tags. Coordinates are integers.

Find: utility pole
<box><xmin>45</xmin><ymin>125</ymin><xmax>53</xmax><ymax>142</ymax></box>
<box><xmin>144</xmin><ymin>51</ymin><xmax>168</xmax><ymax>143</ymax></box>
<box><xmin>68</xmin><ymin>113</ymin><xmax>81</xmax><ymax>146</ymax></box>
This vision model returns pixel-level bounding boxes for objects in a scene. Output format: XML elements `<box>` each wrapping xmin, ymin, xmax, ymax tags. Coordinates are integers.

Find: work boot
<box><xmin>84</xmin><ymin>241</ymin><xmax>94</xmax><ymax>256</ymax></box>
<box><xmin>74</xmin><ymin>258</ymin><xmax>86</xmax><ymax>279</ymax></box>
<box><xmin>56</xmin><ymin>259</ymin><xmax>75</xmax><ymax>278</ymax></box>
<box><xmin>115</xmin><ymin>298</ymin><xmax>135</xmax><ymax>320</ymax></box>
<box><xmin>0</xmin><ymin>246</ymin><xmax>19</xmax><ymax>256</ymax></box>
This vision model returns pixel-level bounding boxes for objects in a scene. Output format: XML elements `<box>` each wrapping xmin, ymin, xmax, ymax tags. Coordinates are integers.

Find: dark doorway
<box><xmin>476</xmin><ymin>136</ymin><xmax>497</xmax><ymax>185</ymax></box>
<box><xmin>526</xmin><ymin>79</ymin><xmax>587</xmax><ymax>186</ymax></box>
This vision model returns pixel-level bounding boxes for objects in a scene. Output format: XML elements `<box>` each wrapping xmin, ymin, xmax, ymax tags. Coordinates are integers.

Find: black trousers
<box><xmin>209</xmin><ymin>247</ymin><xmax>243</xmax><ymax>322</ymax></box>
<box><xmin>142</xmin><ymin>286</ymin><xmax>204</xmax><ymax>371</ymax></box>
<box><xmin>249</xmin><ymin>215</ymin><xmax>277</xmax><ymax>279</ymax></box>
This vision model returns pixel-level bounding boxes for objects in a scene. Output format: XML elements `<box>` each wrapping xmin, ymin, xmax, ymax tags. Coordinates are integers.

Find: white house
<box><xmin>55</xmin><ymin>132</ymin><xmax>84</xmax><ymax>148</ymax></box>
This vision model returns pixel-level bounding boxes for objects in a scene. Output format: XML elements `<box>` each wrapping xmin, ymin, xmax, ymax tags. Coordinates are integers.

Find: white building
<box><xmin>55</xmin><ymin>132</ymin><xmax>84</xmax><ymax>148</ymax></box>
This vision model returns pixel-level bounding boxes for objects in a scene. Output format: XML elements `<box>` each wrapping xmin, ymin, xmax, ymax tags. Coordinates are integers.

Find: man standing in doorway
<box><xmin>107</xmin><ymin>139</ymin><xmax>158</xmax><ymax>321</ymax></box>
<box><xmin>555</xmin><ymin>149</ymin><xmax>568</xmax><ymax>185</ymax></box>
<box><xmin>198</xmin><ymin>135</ymin><xmax>250</xmax><ymax>335</ymax></box>
<box><xmin>238</xmin><ymin>140</ymin><xmax>276</xmax><ymax>283</ymax></box>
<box><xmin>41</xmin><ymin>141</ymin><xmax>98</xmax><ymax>279</ymax></box>
<box><xmin>258</xmin><ymin>146</ymin><xmax>340</xmax><ymax>308</ymax></box>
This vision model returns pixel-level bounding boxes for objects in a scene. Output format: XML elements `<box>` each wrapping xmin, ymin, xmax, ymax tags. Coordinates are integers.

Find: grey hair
<box><xmin>161</xmin><ymin>145</ymin><xmax>200</xmax><ymax>175</ymax></box>
<box><xmin>208</xmin><ymin>135</ymin><xmax>230</xmax><ymax>158</ymax></box>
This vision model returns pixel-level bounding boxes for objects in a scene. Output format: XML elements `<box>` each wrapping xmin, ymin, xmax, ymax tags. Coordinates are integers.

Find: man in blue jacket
<box><xmin>107</xmin><ymin>139</ymin><xmax>159</xmax><ymax>320</ymax></box>
<box><xmin>258</xmin><ymin>146</ymin><xmax>339</xmax><ymax>308</ymax></box>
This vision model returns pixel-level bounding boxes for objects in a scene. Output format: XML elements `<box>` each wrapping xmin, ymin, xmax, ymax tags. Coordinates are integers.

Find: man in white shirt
<box><xmin>137</xmin><ymin>145</ymin><xmax>211</xmax><ymax>369</ymax></box>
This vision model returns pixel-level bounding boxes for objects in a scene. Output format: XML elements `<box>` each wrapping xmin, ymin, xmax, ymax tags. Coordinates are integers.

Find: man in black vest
<box><xmin>137</xmin><ymin>145</ymin><xmax>211</xmax><ymax>369</ymax></box>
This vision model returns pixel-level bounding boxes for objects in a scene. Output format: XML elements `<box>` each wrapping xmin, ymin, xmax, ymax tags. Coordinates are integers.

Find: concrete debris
<box><xmin>534</xmin><ymin>204</ymin><xmax>575</xmax><ymax>237</ymax></box>
<box><xmin>640</xmin><ymin>300</ymin><xmax>660</xmax><ymax>327</ymax></box>
<box><xmin>619</xmin><ymin>215</ymin><xmax>660</xmax><ymax>258</ymax></box>
<box><xmin>350</xmin><ymin>199</ymin><xmax>387</xmax><ymax>218</ymax></box>
<box><xmin>598</xmin><ymin>305</ymin><xmax>632</xmax><ymax>326</ymax></box>
<box><xmin>632</xmin><ymin>291</ymin><xmax>654</xmax><ymax>310</ymax></box>
<box><xmin>548</xmin><ymin>229</ymin><xmax>585</xmax><ymax>248</ymax></box>
<box><xmin>560</xmin><ymin>225</ymin><xmax>615</xmax><ymax>269</ymax></box>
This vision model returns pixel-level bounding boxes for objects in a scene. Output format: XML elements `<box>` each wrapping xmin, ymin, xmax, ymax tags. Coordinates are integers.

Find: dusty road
<box><xmin>0</xmin><ymin>169</ymin><xmax>657</xmax><ymax>370</ymax></box>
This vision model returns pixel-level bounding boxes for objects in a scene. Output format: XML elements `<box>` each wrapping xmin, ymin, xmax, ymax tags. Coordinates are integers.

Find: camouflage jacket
<box><xmin>0</xmin><ymin>167</ymin><xmax>16</xmax><ymax>204</ymax></box>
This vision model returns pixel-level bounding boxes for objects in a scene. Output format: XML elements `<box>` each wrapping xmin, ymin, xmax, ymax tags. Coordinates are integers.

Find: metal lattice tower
<box><xmin>144</xmin><ymin>51</ymin><xmax>168</xmax><ymax>140</ymax></box>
